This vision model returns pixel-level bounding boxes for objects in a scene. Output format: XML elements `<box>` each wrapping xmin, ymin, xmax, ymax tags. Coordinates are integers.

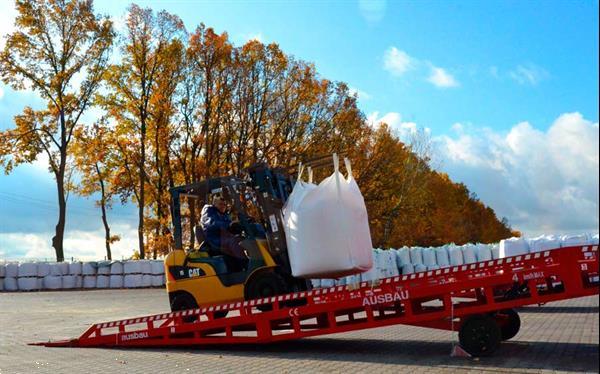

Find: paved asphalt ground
<box><xmin>0</xmin><ymin>289</ymin><xmax>597</xmax><ymax>374</ymax></box>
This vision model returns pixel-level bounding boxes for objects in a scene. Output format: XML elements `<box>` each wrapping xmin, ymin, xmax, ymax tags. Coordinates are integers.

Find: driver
<box><xmin>200</xmin><ymin>195</ymin><xmax>249</xmax><ymax>272</ymax></box>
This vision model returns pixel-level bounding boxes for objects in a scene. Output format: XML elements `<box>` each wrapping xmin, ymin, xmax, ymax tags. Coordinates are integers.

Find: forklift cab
<box><xmin>164</xmin><ymin>164</ymin><xmax>309</xmax><ymax>314</ymax></box>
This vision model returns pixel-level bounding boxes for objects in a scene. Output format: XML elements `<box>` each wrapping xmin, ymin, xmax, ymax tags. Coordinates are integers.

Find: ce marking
<box><xmin>288</xmin><ymin>308</ymin><xmax>299</xmax><ymax>317</ymax></box>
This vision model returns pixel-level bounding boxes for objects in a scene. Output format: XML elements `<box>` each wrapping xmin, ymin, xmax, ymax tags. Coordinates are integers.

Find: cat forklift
<box><xmin>164</xmin><ymin>163</ymin><xmax>312</xmax><ymax>316</ymax></box>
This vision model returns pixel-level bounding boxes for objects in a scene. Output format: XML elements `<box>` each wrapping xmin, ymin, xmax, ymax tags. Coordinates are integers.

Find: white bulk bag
<box><xmin>75</xmin><ymin>275</ymin><xmax>83</xmax><ymax>288</ymax></box>
<box><xmin>82</xmin><ymin>262</ymin><xmax>96</xmax><ymax>275</ymax></box>
<box><xmin>151</xmin><ymin>275</ymin><xmax>165</xmax><ymax>287</ymax></box>
<box><xmin>310</xmin><ymin>279</ymin><xmax>321</xmax><ymax>289</ymax></box>
<box><xmin>395</xmin><ymin>247</ymin><xmax>411</xmax><ymax>267</ymax></box>
<box><xmin>141</xmin><ymin>274</ymin><xmax>152</xmax><ymax>288</ymax></box>
<box><xmin>151</xmin><ymin>260</ymin><xmax>164</xmax><ymax>275</ymax></box>
<box><xmin>110</xmin><ymin>261</ymin><xmax>124</xmax><ymax>275</ymax></box>
<box><xmin>409</xmin><ymin>247</ymin><xmax>424</xmax><ymax>265</ymax></box>
<box><xmin>96</xmin><ymin>261</ymin><xmax>111</xmax><ymax>275</ymax></box>
<box><xmin>346</xmin><ymin>274</ymin><xmax>360</xmax><ymax>285</ymax></box>
<box><xmin>475</xmin><ymin>244</ymin><xmax>492</xmax><ymax>262</ymax></box>
<box><xmin>427</xmin><ymin>264</ymin><xmax>440</xmax><ymax>271</ymax></box>
<box><xmin>83</xmin><ymin>275</ymin><xmax>97</xmax><ymax>289</ymax></box>
<box><xmin>461</xmin><ymin>245</ymin><xmax>477</xmax><ymax>264</ymax></box>
<box><xmin>69</xmin><ymin>262</ymin><xmax>82</xmax><ymax>275</ymax></box>
<box><xmin>6</xmin><ymin>263</ymin><xmax>18</xmax><ymax>278</ymax></box>
<box><xmin>18</xmin><ymin>263</ymin><xmax>37</xmax><ymax>277</ymax></box>
<box><xmin>96</xmin><ymin>275</ymin><xmax>109</xmax><ymax>288</ymax></box>
<box><xmin>401</xmin><ymin>263</ymin><xmax>415</xmax><ymax>275</ymax></box>
<box><xmin>448</xmin><ymin>245</ymin><xmax>464</xmax><ymax>266</ymax></box>
<box><xmin>422</xmin><ymin>248</ymin><xmax>437</xmax><ymax>267</ymax></box>
<box><xmin>37</xmin><ymin>263</ymin><xmax>51</xmax><ymax>277</ymax></box>
<box><xmin>0</xmin><ymin>264</ymin><xmax>5</xmax><ymax>278</ymax></box>
<box><xmin>109</xmin><ymin>275</ymin><xmax>123</xmax><ymax>288</ymax></box>
<box><xmin>59</xmin><ymin>262</ymin><xmax>69</xmax><ymax>275</ymax></box>
<box><xmin>49</xmin><ymin>263</ymin><xmax>63</xmax><ymax>276</ymax></box>
<box><xmin>491</xmin><ymin>244</ymin><xmax>500</xmax><ymax>260</ymax></box>
<box><xmin>62</xmin><ymin>275</ymin><xmax>77</xmax><ymax>289</ymax></box>
<box><xmin>124</xmin><ymin>261</ymin><xmax>142</xmax><ymax>274</ymax></box>
<box><xmin>499</xmin><ymin>237</ymin><xmax>529</xmax><ymax>258</ymax></box>
<box><xmin>320</xmin><ymin>279</ymin><xmax>335</xmax><ymax>288</ymax></box>
<box><xmin>43</xmin><ymin>275</ymin><xmax>62</xmax><ymax>290</ymax></box>
<box><xmin>283</xmin><ymin>155</ymin><xmax>373</xmax><ymax>278</ymax></box>
<box><xmin>560</xmin><ymin>234</ymin><xmax>588</xmax><ymax>247</ymax></box>
<box><xmin>4</xmin><ymin>277</ymin><xmax>18</xmax><ymax>291</ymax></box>
<box><xmin>414</xmin><ymin>264</ymin><xmax>427</xmax><ymax>273</ymax></box>
<box><xmin>17</xmin><ymin>277</ymin><xmax>39</xmax><ymax>291</ymax></box>
<box><xmin>529</xmin><ymin>235</ymin><xmax>560</xmax><ymax>253</ymax></box>
<box><xmin>140</xmin><ymin>260</ymin><xmax>153</xmax><ymax>275</ymax></box>
<box><xmin>123</xmin><ymin>274</ymin><xmax>141</xmax><ymax>288</ymax></box>
<box><xmin>435</xmin><ymin>247</ymin><xmax>450</xmax><ymax>267</ymax></box>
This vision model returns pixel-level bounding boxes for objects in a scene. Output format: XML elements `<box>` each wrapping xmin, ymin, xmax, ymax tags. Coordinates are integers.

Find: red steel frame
<box><xmin>32</xmin><ymin>245</ymin><xmax>599</xmax><ymax>348</ymax></box>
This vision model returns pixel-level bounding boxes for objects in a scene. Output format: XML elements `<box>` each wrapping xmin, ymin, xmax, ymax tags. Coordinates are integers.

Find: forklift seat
<box><xmin>187</xmin><ymin>226</ymin><xmax>228</xmax><ymax>274</ymax></box>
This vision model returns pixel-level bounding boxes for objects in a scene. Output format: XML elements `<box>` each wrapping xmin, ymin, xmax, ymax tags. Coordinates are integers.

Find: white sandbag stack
<box><xmin>589</xmin><ymin>233</ymin><xmax>599</xmax><ymax>245</ymax></box>
<box><xmin>151</xmin><ymin>260</ymin><xmax>165</xmax><ymax>287</ymax></box>
<box><xmin>109</xmin><ymin>261</ymin><xmax>124</xmax><ymax>289</ymax></box>
<box><xmin>422</xmin><ymin>248</ymin><xmax>437</xmax><ymax>268</ymax></box>
<box><xmin>4</xmin><ymin>263</ymin><xmax>18</xmax><ymax>291</ymax></box>
<box><xmin>401</xmin><ymin>263</ymin><xmax>415</xmax><ymax>275</ymax></box>
<box><xmin>140</xmin><ymin>260</ymin><xmax>153</xmax><ymax>288</ymax></box>
<box><xmin>17</xmin><ymin>262</ymin><xmax>39</xmax><ymax>291</ymax></box>
<box><xmin>560</xmin><ymin>234</ymin><xmax>588</xmax><ymax>248</ymax></box>
<box><xmin>491</xmin><ymin>244</ymin><xmax>500</xmax><ymax>259</ymax></box>
<box><xmin>499</xmin><ymin>237</ymin><xmax>530</xmax><ymax>258</ymax></box>
<box><xmin>124</xmin><ymin>260</ymin><xmax>143</xmax><ymax>288</ymax></box>
<box><xmin>0</xmin><ymin>263</ymin><xmax>5</xmax><ymax>291</ymax></box>
<box><xmin>414</xmin><ymin>264</ymin><xmax>427</xmax><ymax>273</ymax></box>
<box><xmin>43</xmin><ymin>275</ymin><xmax>62</xmax><ymax>290</ymax></box>
<box><xmin>475</xmin><ymin>244</ymin><xmax>492</xmax><ymax>262</ymax></box>
<box><xmin>461</xmin><ymin>244</ymin><xmax>477</xmax><ymax>264</ymax></box>
<box><xmin>395</xmin><ymin>247</ymin><xmax>411</xmax><ymax>270</ymax></box>
<box><xmin>283</xmin><ymin>155</ymin><xmax>373</xmax><ymax>278</ymax></box>
<box><xmin>435</xmin><ymin>247</ymin><xmax>450</xmax><ymax>268</ymax></box>
<box><xmin>448</xmin><ymin>245</ymin><xmax>464</xmax><ymax>266</ymax></box>
<box><xmin>360</xmin><ymin>250</ymin><xmax>380</xmax><ymax>282</ymax></box>
<box><xmin>409</xmin><ymin>247</ymin><xmax>424</xmax><ymax>266</ymax></box>
<box><xmin>528</xmin><ymin>235</ymin><xmax>561</xmax><ymax>253</ymax></box>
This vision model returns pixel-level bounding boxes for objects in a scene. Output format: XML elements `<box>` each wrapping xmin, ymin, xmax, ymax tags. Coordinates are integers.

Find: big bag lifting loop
<box><xmin>344</xmin><ymin>157</ymin><xmax>353</xmax><ymax>179</ymax></box>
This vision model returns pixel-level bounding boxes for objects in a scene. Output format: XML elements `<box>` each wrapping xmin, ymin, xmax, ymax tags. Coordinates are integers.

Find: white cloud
<box><xmin>358</xmin><ymin>0</ymin><xmax>387</xmax><ymax>23</ymax></box>
<box><xmin>0</xmin><ymin>223</ymin><xmax>141</xmax><ymax>261</ymax></box>
<box><xmin>437</xmin><ymin>112</ymin><xmax>599</xmax><ymax>236</ymax></box>
<box><xmin>383</xmin><ymin>47</ymin><xmax>414</xmax><ymax>77</ymax></box>
<box><xmin>428</xmin><ymin>66</ymin><xmax>459</xmax><ymax>88</ymax></box>
<box><xmin>0</xmin><ymin>85</ymin><xmax>4</xmax><ymax>100</ymax></box>
<box><xmin>509</xmin><ymin>64</ymin><xmax>549</xmax><ymax>85</ymax></box>
<box><xmin>367</xmin><ymin>111</ymin><xmax>431</xmax><ymax>142</ymax></box>
<box><xmin>0</xmin><ymin>0</ymin><xmax>16</xmax><ymax>49</ymax></box>
<box><xmin>349</xmin><ymin>87</ymin><xmax>371</xmax><ymax>101</ymax></box>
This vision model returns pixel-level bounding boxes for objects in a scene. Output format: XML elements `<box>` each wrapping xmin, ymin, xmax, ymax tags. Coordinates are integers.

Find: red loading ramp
<box><xmin>31</xmin><ymin>245</ymin><xmax>599</xmax><ymax>353</ymax></box>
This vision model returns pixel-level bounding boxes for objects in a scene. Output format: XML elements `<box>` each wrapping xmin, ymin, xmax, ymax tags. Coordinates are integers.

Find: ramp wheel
<box><xmin>496</xmin><ymin>309</ymin><xmax>521</xmax><ymax>341</ymax></box>
<box><xmin>459</xmin><ymin>314</ymin><xmax>502</xmax><ymax>357</ymax></box>
<box><xmin>246</xmin><ymin>271</ymin><xmax>287</xmax><ymax>312</ymax></box>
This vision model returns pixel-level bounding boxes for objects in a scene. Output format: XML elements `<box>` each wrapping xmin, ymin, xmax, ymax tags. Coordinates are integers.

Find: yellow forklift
<box><xmin>164</xmin><ymin>163</ymin><xmax>312</xmax><ymax>316</ymax></box>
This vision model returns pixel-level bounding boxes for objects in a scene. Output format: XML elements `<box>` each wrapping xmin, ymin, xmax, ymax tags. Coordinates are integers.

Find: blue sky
<box><xmin>0</xmin><ymin>0</ymin><xmax>598</xmax><ymax>260</ymax></box>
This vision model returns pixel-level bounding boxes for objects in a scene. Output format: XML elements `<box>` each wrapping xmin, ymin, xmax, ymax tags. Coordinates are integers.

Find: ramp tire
<box><xmin>496</xmin><ymin>309</ymin><xmax>521</xmax><ymax>341</ymax></box>
<box><xmin>459</xmin><ymin>314</ymin><xmax>502</xmax><ymax>357</ymax></box>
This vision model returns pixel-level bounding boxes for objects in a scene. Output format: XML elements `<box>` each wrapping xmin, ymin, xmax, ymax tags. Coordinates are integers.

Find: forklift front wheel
<box><xmin>170</xmin><ymin>293</ymin><xmax>199</xmax><ymax>323</ymax></box>
<box><xmin>245</xmin><ymin>271</ymin><xmax>288</xmax><ymax>312</ymax></box>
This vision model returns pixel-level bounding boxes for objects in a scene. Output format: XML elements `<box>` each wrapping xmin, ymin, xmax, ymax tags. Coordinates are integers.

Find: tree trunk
<box><xmin>138</xmin><ymin>117</ymin><xmax>146</xmax><ymax>259</ymax></box>
<box><xmin>96</xmin><ymin>164</ymin><xmax>112</xmax><ymax>261</ymax></box>
<box><xmin>52</xmin><ymin>112</ymin><xmax>68</xmax><ymax>262</ymax></box>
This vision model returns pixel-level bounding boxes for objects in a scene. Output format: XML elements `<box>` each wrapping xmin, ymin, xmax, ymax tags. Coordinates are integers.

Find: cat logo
<box><xmin>188</xmin><ymin>268</ymin><xmax>202</xmax><ymax>278</ymax></box>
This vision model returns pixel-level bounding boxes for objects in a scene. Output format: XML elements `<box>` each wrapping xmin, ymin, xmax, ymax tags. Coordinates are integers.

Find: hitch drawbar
<box><xmin>31</xmin><ymin>245</ymin><xmax>598</xmax><ymax>356</ymax></box>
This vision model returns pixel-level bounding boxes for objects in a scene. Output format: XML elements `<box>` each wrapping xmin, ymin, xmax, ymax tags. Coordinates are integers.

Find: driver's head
<box><xmin>212</xmin><ymin>196</ymin><xmax>227</xmax><ymax>214</ymax></box>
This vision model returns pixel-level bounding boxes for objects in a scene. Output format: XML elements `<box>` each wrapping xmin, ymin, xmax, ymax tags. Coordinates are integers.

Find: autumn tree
<box><xmin>0</xmin><ymin>0</ymin><xmax>113</xmax><ymax>261</ymax></box>
<box><xmin>71</xmin><ymin>120</ymin><xmax>120</xmax><ymax>260</ymax></box>
<box><xmin>99</xmin><ymin>4</ymin><xmax>184</xmax><ymax>259</ymax></box>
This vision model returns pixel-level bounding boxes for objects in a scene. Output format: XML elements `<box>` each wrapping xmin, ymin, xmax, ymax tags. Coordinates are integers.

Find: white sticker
<box><xmin>269</xmin><ymin>214</ymin><xmax>278</xmax><ymax>233</ymax></box>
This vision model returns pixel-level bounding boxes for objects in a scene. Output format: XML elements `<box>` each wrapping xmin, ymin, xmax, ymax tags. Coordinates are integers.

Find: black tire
<box><xmin>170</xmin><ymin>293</ymin><xmax>199</xmax><ymax>322</ymax></box>
<box><xmin>213</xmin><ymin>310</ymin><xmax>228</xmax><ymax>319</ymax></box>
<box><xmin>245</xmin><ymin>271</ymin><xmax>288</xmax><ymax>312</ymax></box>
<box><xmin>459</xmin><ymin>314</ymin><xmax>502</xmax><ymax>357</ymax></box>
<box><xmin>496</xmin><ymin>309</ymin><xmax>521</xmax><ymax>341</ymax></box>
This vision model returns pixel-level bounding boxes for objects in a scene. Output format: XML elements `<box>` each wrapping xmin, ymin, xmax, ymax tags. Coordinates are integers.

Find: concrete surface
<box><xmin>0</xmin><ymin>289</ymin><xmax>597</xmax><ymax>373</ymax></box>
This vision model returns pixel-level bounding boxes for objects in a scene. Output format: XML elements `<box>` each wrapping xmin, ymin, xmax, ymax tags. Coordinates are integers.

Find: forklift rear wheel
<box><xmin>170</xmin><ymin>293</ymin><xmax>199</xmax><ymax>323</ymax></box>
<box><xmin>246</xmin><ymin>271</ymin><xmax>288</xmax><ymax>312</ymax></box>
<box><xmin>495</xmin><ymin>309</ymin><xmax>521</xmax><ymax>341</ymax></box>
<box><xmin>459</xmin><ymin>314</ymin><xmax>502</xmax><ymax>357</ymax></box>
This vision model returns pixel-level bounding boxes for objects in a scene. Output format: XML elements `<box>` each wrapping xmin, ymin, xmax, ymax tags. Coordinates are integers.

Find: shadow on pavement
<box><xmin>517</xmin><ymin>305</ymin><xmax>599</xmax><ymax>314</ymax></box>
<box><xmin>120</xmin><ymin>338</ymin><xmax>599</xmax><ymax>372</ymax></box>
